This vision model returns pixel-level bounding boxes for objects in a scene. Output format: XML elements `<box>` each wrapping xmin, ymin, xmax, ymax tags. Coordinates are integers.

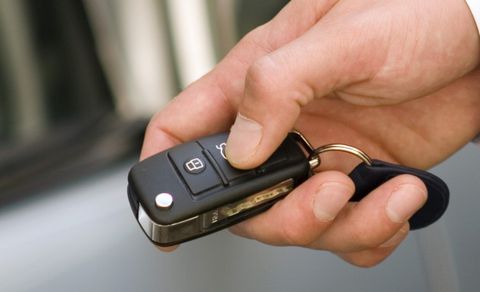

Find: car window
<box><xmin>0</xmin><ymin>0</ymin><xmax>117</xmax><ymax>202</ymax></box>
<box><xmin>0</xmin><ymin>0</ymin><xmax>291</xmax><ymax>203</ymax></box>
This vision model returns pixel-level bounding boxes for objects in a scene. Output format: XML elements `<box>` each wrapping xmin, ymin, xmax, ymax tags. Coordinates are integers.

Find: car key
<box><xmin>127</xmin><ymin>131</ymin><xmax>449</xmax><ymax>246</ymax></box>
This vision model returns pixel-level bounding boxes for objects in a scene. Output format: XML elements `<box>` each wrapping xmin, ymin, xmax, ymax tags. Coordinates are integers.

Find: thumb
<box><xmin>226</xmin><ymin>19</ymin><xmax>369</xmax><ymax>169</ymax></box>
<box><xmin>225</xmin><ymin>52</ymin><xmax>308</xmax><ymax>169</ymax></box>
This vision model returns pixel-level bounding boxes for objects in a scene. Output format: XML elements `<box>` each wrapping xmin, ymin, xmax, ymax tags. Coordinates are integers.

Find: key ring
<box><xmin>311</xmin><ymin>144</ymin><xmax>373</xmax><ymax>167</ymax></box>
<box><xmin>290</xmin><ymin>130</ymin><xmax>373</xmax><ymax>169</ymax></box>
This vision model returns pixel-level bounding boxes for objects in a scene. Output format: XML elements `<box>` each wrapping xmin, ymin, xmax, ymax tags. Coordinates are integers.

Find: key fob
<box><xmin>127</xmin><ymin>132</ymin><xmax>449</xmax><ymax>246</ymax></box>
<box><xmin>128</xmin><ymin>132</ymin><xmax>311</xmax><ymax>246</ymax></box>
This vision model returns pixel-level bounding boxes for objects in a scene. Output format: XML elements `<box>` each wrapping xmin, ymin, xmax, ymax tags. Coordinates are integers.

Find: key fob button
<box><xmin>198</xmin><ymin>133</ymin><xmax>254</xmax><ymax>181</ymax></box>
<box><xmin>127</xmin><ymin>131</ymin><xmax>313</xmax><ymax>246</ymax></box>
<box><xmin>169</xmin><ymin>143</ymin><xmax>222</xmax><ymax>195</ymax></box>
<box><xmin>183</xmin><ymin>157</ymin><xmax>206</xmax><ymax>174</ymax></box>
<box><xmin>155</xmin><ymin>193</ymin><xmax>174</xmax><ymax>209</ymax></box>
<box><xmin>205</xmin><ymin>149</ymin><xmax>253</xmax><ymax>182</ymax></box>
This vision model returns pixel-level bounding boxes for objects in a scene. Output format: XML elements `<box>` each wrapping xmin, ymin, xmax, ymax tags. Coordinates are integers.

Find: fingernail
<box><xmin>380</xmin><ymin>224</ymin><xmax>409</xmax><ymax>248</ymax></box>
<box><xmin>313</xmin><ymin>182</ymin><xmax>353</xmax><ymax>222</ymax></box>
<box><xmin>386</xmin><ymin>184</ymin><xmax>427</xmax><ymax>223</ymax></box>
<box><xmin>226</xmin><ymin>114</ymin><xmax>263</xmax><ymax>164</ymax></box>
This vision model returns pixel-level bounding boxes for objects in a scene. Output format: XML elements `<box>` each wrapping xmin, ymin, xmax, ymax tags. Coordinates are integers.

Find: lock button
<box><xmin>183</xmin><ymin>157</ymin><xmax>206</xmax><ymax>174</ymax></box>
<box><xmin>169</xmin><ymin>143</ymin><xmax>222</xmax><ymax>195</ymax></box>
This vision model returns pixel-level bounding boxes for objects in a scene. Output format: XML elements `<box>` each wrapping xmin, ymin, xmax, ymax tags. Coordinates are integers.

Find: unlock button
<box><xmin>198</xmin><ymin>133</ymin><xmax>255</xmax><ymax>182</ymax></box>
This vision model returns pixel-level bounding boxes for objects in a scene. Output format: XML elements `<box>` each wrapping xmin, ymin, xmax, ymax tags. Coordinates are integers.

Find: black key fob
<box><xmin>127</xmin><ymin>132</ymin><xmax>449</xmax><ymax>246</ymax></box>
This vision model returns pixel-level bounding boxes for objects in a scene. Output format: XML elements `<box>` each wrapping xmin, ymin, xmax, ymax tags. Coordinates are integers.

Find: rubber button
<box><xmin>184</xmin><ymin>157</ymin><xmax>206</xmax><ymax>174</ymax></box>
<box><xmin>198</xmin><ymin>133</ymin><xmax>254</xmax><ymax>181</ymax></box>
<box><xmin>169</xmin><ymin>142</ymin><xmax>222</xmax><ymax>195</ymax></box>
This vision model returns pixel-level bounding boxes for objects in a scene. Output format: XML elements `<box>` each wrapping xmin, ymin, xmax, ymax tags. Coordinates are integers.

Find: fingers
<box><xmin>335</xmin><ymin>223</ymin><xmax>409</xmax><ymax>268</ymax></box>
<box><xmin>139</xmin><ymin>73</ymin><xmax>238</xmax><ymax>160</ymax></box>
<box><xmin>156</xmin><ymin>245</ymin><xmax>178</xmax><ymax>253</ymax></box>
<box><xmin>225</xmin><ymin>8</ymin><xmax>379</xmax><ymax>169</ymax></box>
<box><xmin>225</xmin><ymin>0</ymin><xmax>480</xmax><ymax>169</ymax></box>
<box><xmin>141</xmin><ymin>0</ymin><xmax>340</xmax><ymax>253</ymax></box>
<box><xmin>230</xmin><ymin>171</ymin><xmax>355</xmax><ymax>246</ymax></box>
<box><xmin>141</xmin><ymin>0</ymin><xmax>338</xmax><ymax>161</ymax></box>
<box><xmin>311</xmin><ymin>174</ymin><xmax>427</xmax><ymax>252</ymax></box>
<box><xmin>231</xmin><ymin>174</ymin><xmax>426</xmax><ymax>267</ymax></box>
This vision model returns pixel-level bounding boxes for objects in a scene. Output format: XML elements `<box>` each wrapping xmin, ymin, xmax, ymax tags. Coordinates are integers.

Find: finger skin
<box><xmin>140</xmin><ymin>0</ymin><xmax>479</xmax><ymax>260</ymax></box>
<box><xmin>230</xmin><ymin>173</ymin><xmax>424</xmax><ymax>254</ymax></box>
<box><xmin>140</xmin><ymin>74</ymin><xmax>237</xmax><ymax>160</ymax></box>
<box><xmin>336</xmin><ymin>223</ymin><xmax>410</xmax><ymax>268</ymax></box>
<box><xmin>230</xmin><ymin>171</ymin><xmax>355</xmax><ymax>246</ymax></box>
<box><xmin>140</xmin><ymin>0</ymin><xmax>336</xmax><ymax>161</ymax></box>
<box><xmin>226</xmin><ymin>0</ymin><xmax>479</xmax><ymax>169</ymax></box>
<box><xmin>156</xmin><ymin>245</ymin><xmax>178</xmax><ymax>253</ymax></box>
<box><xmin>309</xmin><ymin>175</ymin><xmax>426</xmax><ymax>253</ymax></box>
<box><xmin>139</xmin><ymin>0</ymin><xmax>342</xmax><ymax>252</ymax></box>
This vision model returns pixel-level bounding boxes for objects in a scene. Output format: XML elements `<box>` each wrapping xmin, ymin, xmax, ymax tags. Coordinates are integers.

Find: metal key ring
<box><xmin>310</xmin><ymin>144</ymin><xmax>373</xmax><ymax>167</ymax></box>
<box><xmin>290</xmin><ymin>130</ymin><xmax>373</xmax><ymax>169</ymax></box>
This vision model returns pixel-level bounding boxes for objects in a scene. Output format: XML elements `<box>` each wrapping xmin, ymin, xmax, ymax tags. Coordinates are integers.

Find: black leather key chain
<box><xmin>309</xmin><ymin>142</ymin><xmax>449</xmax><ymax>230</ymax></box>
<box><xmin>348</xmin><ymin>160</ymin><xmax>449</xmax><ymax>230</ymax></box>
<box><xmin>127</xmin><ymin>131</ymin><xmax>449</xmax><ymax>246</ymax></box>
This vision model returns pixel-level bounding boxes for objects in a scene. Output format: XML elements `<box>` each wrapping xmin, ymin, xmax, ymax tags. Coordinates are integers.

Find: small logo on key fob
<box><xmin>184</xmin><ymin>158</ymin><xmax>205</xmax><ymax>174</ymax></box>
<box><xmin>216</xmin><ymin>143</ymin><xmax>227</xmax><ymax>160</ymax></box>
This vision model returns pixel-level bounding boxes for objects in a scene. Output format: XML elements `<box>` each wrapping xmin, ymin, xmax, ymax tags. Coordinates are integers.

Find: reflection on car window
<box><xmin>0</xmin><ymin>0</ymin><xmax>112</xmax><ymax>150</ymax></box>
<box><xmin>0</xmin><ymin>0</ymin><xmax>121</xmax><ymax>202</ymax></box>
<box><xmin>235</xmin><ymin>0</ymin><xmax>289</xmax><ymax>37</ymax></box>
<box><xmin>0</xmin><ymin>0</ymin><xmax>292</xmax><ymax>202</ymax></box>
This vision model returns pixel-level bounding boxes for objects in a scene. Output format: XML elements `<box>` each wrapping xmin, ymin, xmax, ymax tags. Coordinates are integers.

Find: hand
<box><xmin>229</xmin><ymin>71</ymin><xmax>480</xmax><ymax>267</ymax></box>
<box><xmin>225</xmin><ymin>0</ymin><xmax>480</xmax><ymax>168</ymax></box>
<box><xmin>140</xmin><ymin>0</ymin><xmax>480</xmax><ymax>266</ymax></box>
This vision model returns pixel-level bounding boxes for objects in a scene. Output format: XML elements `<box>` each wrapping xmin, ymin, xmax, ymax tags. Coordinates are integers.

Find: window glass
<box><xmin>235</xmin><ymin>0</ymin><xmax>289</xmax><ymax>37</ymax></box>
<box><xmin>0</xmin><ymin>0</ymin><xmax>116</xmax><ymax>200</ymax></box>
<box><xmin>0</xmin><ymin>0</ymin><xmax>112</xmax><ymax>150</ymax></box>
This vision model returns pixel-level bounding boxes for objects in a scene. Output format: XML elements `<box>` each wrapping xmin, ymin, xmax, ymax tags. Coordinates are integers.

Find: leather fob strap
<box><xmin>348</xmin><ymin>159</ymin><xmax>449</xmax><ymax>230</ymax></box>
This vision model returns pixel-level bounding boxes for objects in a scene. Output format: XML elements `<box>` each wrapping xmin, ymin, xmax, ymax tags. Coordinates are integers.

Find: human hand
<box><xmin>140</xmin><ymin>0</ymin><xmax>480</xmax><ymax>265</ymax></box>
<box><xmin>225</xmin><ymin>0</ymin><xmax>480</xmax><ymax>168</ymax></box>
<box><xmin>228</xmin><ymin>70</ymin><xmax>480</xmax><ymax>266</ymax></box>
<box><xmin>142</xmin><ymin>70</ymin><xmax>480</xmax><ymax>265</ymax></box>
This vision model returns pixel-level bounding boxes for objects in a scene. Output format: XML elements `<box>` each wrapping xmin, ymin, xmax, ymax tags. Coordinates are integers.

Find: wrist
<box><xmin>466</xmin><ymin>0</ymin><xmax>480</xmax><ymax>34</ymax></box>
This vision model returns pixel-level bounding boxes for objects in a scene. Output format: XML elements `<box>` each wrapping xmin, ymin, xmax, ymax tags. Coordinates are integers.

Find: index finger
<box><xmin>140</xmin><ymin>71</ymin><xmax>238</xmax><ymax>160</ymax></box>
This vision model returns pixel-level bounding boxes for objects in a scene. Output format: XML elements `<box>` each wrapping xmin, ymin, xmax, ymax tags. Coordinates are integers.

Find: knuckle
<box><xmin>246</xmin><ymin>56</ymin><xmax>281</xmax><ymax>91</ymax></box>
<box><xmin>380</xmin><ymin>224</ymin><xmax>410</xmax><ymax>248</ymax></box>
<box><xmin>348</xmin><ymin>215</ymin><xmax>408</xmax><ymax>251</ymax></box>
<box><xmin>246</xmin><ymin>56</ymin><xmax>314</xmax><ymax>108</ymax></box>
<box><xmin>239</xmin><ymin>22</ymin><xmax>275</xmax><ymax>54</ymax></box>
<box><xmin>145</xmin><ymin>111</ymin><xmax>167</xmax><ymax>136</ymax></box>
<box><xmin>144</xmin><ymin>120</ymin><xmax>161</xmax><ymax>143</ymax></box>
<box><xmin>349</xmin><ymin>224</ymin><xmax>385</xmax><ymax>250</ymax></box>
<box><xmin>281</xmin><ymin>223</ymin><xmax>314</xmax><ymax>247</ymax></box>
<box><xmin>145</xmin><ymin>116</ymin><xmax>158</xmax><ymax>133</ymax></box>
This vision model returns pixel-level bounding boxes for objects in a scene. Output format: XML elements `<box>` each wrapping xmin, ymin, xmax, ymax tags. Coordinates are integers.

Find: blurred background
<box><xmin>0</xmin><ymin>0</ymin><xmax>479</xmax><ymax>291</ymax></box>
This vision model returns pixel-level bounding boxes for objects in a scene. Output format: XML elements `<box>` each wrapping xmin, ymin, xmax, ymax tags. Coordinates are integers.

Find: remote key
<box><xmin>127</xmin><ymin>132</ymin><xmax>449</xmax><ymax>246</ymax></box>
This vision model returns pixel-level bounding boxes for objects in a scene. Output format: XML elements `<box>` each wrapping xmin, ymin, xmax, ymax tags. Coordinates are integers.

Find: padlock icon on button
<box><xmin>184</xmin><ymin>158</ymin><xmax>205</xmax><ymax>174</ymax></box>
